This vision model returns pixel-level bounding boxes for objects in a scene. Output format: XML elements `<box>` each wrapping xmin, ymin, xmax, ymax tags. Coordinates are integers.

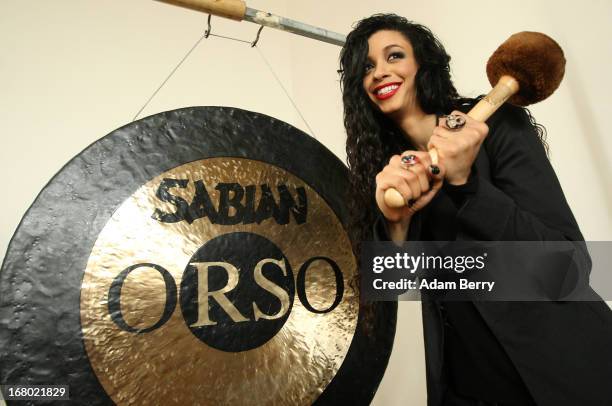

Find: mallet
<box><xmin>383</xmin><ymin>31</ymin><xmax>566</xmax><ymax>208</ymax></box>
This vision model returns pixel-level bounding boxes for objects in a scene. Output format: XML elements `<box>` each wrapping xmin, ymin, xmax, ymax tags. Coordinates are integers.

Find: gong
<box><xmin>0</xmin><ymin>107</ymin><xmax>396</xmax><ymax>405</ymax></box>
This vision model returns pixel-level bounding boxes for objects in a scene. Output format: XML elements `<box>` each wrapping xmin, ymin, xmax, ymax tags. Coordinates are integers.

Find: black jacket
<box><xmin>373</xmin><ymin>103</ymin><xmax>612</xmax><ymax>406</ymax></box>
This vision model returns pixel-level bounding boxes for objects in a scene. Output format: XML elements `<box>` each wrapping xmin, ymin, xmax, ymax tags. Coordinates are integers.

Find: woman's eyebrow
<box><xmin>367</xmin><ymin>44</ymin><xmax>404</xmax><ymax>60</ymax></box>
<box><xmin>383</xmin><ymin>44</ymin><xmax>404</xmax><ymax>51</ymax></box>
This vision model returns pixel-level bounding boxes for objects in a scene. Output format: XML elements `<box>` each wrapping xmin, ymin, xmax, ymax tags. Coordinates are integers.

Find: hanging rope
<box><xmin>132</xmin><ymin>15</ymin><xmax>316</xmax><ymax>139</ymax></box>
<box><xmin>132</xmin><ymin>33</ymin><xmax>207</xmax><ymax>122</ymax></box>
<box><xmin>253</xmin><ymin>46</ymin><xmax>316</xmax><ymax>138</ymax></box>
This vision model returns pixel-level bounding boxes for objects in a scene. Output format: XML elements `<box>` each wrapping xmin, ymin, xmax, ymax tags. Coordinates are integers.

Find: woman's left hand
<box><xmin>427</xmin><ymin>111</ymin><xmax>489</xmax><ymax>185</ymax></box>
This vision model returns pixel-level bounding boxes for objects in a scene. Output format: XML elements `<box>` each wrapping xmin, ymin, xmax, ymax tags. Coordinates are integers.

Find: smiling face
<box><xmin>362</xmin><ymin>30</ymin><xmax>420</xmax><ymax>118</ymax></box>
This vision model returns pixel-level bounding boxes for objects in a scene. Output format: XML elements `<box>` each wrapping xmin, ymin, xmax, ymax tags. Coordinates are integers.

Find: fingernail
<box><xmin>430</xmin><ymin>165</ymin><xmax>440</xmax><ymax>175</ymax></box>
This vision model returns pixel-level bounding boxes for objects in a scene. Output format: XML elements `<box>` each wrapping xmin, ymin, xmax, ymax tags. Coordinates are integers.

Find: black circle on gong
<box><xmin>180</xmin><ymin>232</ymin><xmax>295</xmax><ymax>352</ymax></box>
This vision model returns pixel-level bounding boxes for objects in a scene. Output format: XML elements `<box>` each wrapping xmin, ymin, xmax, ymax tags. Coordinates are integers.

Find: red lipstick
<box><xmin>373</xmin><ymin>82</ymin><xmax>401</xmax><ymax>100</ymax></box>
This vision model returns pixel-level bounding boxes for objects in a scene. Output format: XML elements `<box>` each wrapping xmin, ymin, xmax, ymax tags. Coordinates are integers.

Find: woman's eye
<box><xmin>389</xmin><ymin>52</ymin><xmax>405</xmax><ymax>61</ymax></box>
<box><xmin>364</xmin><ymin>63</ymin><xmax>374</xmax><ymax>73</ymax></box>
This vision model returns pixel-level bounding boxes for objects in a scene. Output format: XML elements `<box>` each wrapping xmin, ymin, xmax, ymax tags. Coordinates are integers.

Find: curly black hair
<box><xmin>339</xmin><ymin>14</ymin><xmax>461</xmax><ymax>251</ymax></box>
<box><xmin>339</xmin><ymin>14</ymin><xmax>548</xmax><ymax>253</ymax></box>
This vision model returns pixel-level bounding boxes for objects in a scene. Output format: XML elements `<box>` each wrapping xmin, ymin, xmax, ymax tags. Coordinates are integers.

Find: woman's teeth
<box><xmin>377</xmin><ymin>84</ymin><xmax>399</xmax><ymax>95</ymax></box>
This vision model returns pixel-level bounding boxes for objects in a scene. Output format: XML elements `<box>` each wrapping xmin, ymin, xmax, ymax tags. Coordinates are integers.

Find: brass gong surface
<box><xmin>81</xmin><ymin>158</ymin><xmax>358</xmax><ymax>405</ymax></box>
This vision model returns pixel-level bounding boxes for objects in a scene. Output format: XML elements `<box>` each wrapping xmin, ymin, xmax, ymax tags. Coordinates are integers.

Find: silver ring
<box><xmin>401</xmin><ymin>154</ymin><xmax>418</xmax><ymax>167</ymax></box>
<box><xmin>445</xmin><ymin>114</ymin><xmax>466</xmax><ymax>130</ymax></box>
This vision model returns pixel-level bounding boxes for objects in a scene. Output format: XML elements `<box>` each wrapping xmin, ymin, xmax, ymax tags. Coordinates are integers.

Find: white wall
<box><xmin>1</xmin><ymin>1</ymin><xmax>610</xmax><ymax>405</ymax></box>
<box><xmin>0</xmin><ymin>0</ymin><xmax>302</xmax><ymax>263</ymax></box>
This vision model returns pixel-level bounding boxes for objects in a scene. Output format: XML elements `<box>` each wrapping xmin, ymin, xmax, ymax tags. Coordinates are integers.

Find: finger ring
<box><xmin>446</xmin><ymin>114</ymin><xmax>466</xmax><ymax>130</ymax></box>
<box><xmin>401</xmin><ymin>154</ymin><xmax>418</xmax><ymax>166</ymax></box>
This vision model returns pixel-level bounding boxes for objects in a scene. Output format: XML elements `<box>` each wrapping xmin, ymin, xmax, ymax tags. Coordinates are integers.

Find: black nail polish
<box><xmin>430</xmin><ymin>165</ymin><xmax>440</xmax><ymax>175</ymax></box>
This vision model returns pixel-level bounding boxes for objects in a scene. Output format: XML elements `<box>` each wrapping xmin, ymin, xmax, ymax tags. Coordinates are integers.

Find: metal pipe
<box><xmin>244</xmin><ymin>7</ymin><xmax>346</xmax><ymax>46</ymax></box>
<box><xmin>155</xmin><ymin>0</ymin><xmax>346</xmax><ymax>46</ymax></box>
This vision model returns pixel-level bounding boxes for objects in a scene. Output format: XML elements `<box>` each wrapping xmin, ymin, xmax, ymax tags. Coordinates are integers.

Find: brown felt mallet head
<box><xmin>486</xmin><ymin>31</ymin><xmax>566</xmax><ymax>106</ymax></box>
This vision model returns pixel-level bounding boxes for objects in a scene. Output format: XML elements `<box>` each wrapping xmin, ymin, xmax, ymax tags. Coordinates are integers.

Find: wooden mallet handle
<box><xmin>383</xmin><ymin>75</ymin><xmax>519</xmax><ymax>208</ymax></box>
<box><xmin>155</xmin><ymin>0</ymin><xmax>247</xmax><ymax>21</ymax></box>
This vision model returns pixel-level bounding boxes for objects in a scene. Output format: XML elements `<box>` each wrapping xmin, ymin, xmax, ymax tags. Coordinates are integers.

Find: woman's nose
<box><xmin>373</xmin><ymin>63</ymin><xmax>390</xmax><ymax>80</ymax></box>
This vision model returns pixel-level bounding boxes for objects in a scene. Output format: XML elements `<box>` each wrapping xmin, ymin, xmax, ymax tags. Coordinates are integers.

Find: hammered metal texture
<box><xmin>0</xmin><ymin>107</ymin><xmax>397</xmax><ymax>405</ymax></box>
<box><xmin>81</xmin><ymin>157</ymin><xmax>358</xmax><ymax>405</ymax></box>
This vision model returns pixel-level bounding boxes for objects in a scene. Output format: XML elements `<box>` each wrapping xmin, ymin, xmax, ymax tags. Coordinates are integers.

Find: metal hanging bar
<box><xmin>155</xmin><ymin>0</ymin><xmax>347</xmax><ymax>46</ymax></box>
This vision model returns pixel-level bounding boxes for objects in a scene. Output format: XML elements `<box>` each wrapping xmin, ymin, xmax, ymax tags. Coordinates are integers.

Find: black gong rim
<box><xmin>0</xmin><ymin>106</ymin><xmax>397</xmax><ymax>405</ymax></box>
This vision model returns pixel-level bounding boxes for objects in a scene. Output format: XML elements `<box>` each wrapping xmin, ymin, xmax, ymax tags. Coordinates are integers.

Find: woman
<box><xmin>339</xmin><ymin>14</ymin><xmax>612</xmax><ymax>406</ymax></box>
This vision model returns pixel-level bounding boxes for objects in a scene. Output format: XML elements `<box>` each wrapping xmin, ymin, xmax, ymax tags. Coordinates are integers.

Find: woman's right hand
<box><xmin>375</xmin><ymin>150</ymin><xmax>445</xmax><ymax>223</ymax></box>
